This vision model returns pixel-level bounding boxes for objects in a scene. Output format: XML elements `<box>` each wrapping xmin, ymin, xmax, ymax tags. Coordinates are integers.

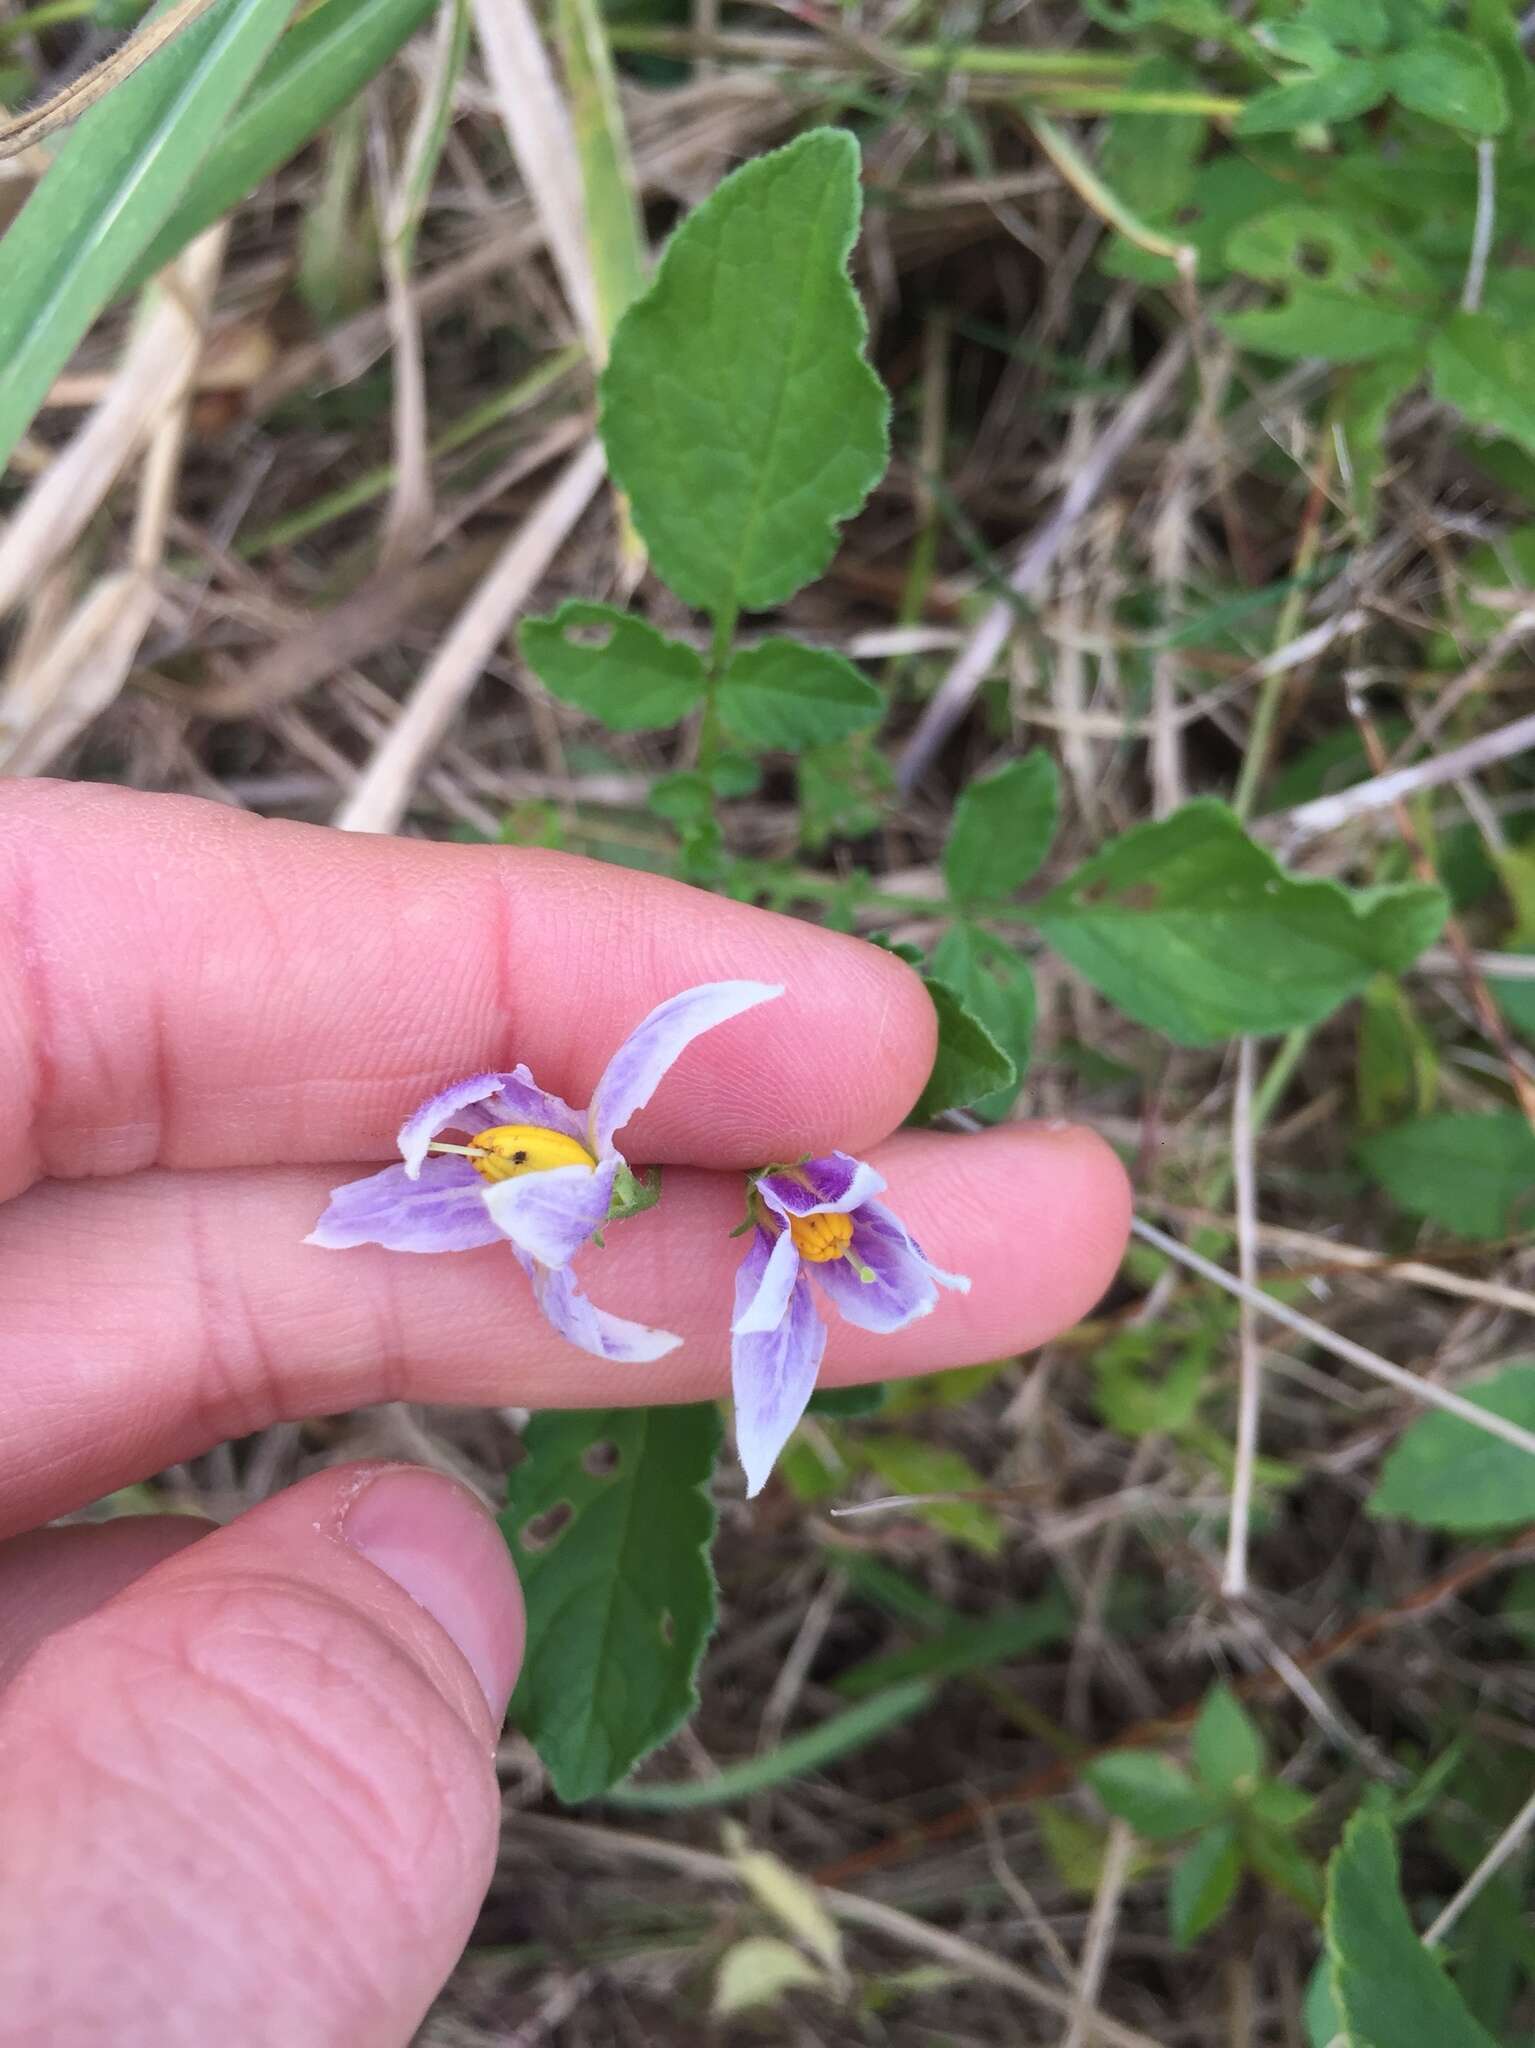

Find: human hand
<box><xmin>0</xmin><ymin>780</ymin><xmax>1130</xmax><ymax>2044</ymax></box>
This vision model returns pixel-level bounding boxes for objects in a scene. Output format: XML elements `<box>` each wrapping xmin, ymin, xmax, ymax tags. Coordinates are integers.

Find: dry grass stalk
<box><xmin>333</xmin><ymin>436</ymin><xmax>605</xmax><ymax>834</ymax></box>
<box><xmin>0</xmin><ymin>226</ymin><xmax>225</xmax><ymax>772</ymax></box>
<box><xmin>470</xmin><ymin>0</ymin><xmax>601</xmax><ymax>353</ymax></box>
<box><xmin>0</xmin><ymin>226</ymin><xmax>228</xmax><ymax>623</ymax></box>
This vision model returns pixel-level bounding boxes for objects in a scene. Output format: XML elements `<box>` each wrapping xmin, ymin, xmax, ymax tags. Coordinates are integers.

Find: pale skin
<box><xmin>0</xmin><ymin>780</ymin><xmax>1132</xmax><ymax>2044</ymax></box>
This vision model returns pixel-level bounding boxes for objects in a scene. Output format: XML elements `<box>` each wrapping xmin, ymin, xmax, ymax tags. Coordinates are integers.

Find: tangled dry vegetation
<box><xmin>6</xmin><ymin>0</ymin><xmax>1535</xmax><ymax>2041</ymax></box>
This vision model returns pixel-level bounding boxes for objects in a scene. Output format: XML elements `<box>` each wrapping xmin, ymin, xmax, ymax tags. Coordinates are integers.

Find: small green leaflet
<box><xmin>0</xmin><ymin>0</ymin><xmax>298</xmax><ymax>467</ymax></box>
<box><xmin>1085</xmin><ymin>1752</ymin><xmax>1220</xmax><ymax>1840</ymax></box>
<box><xmin>520</xmin><ymin>602</ymin><xmax>706</xmax><ymax>730</ymax></box>
<box><xmin>1326</xmin><ymin>1812</ymin><xmax>1499</xmax><ymax>2048</ymax></box>
<box><xmin>599</xmin><ymin>127</ymin><xmax>890</xmax><ymax>618</ymax></box>
<box><xmin>943</xmin><ymin>751</ymin><xmax>1059</xmax><ymax>907</ymax></box>
<box><xmin>131</xmin><ymin>0</ymin><xmax>441</xmax><ymax>286</ymax></box>
<box><xmin>1192</xmin><ymin>1683</ymin><xmax>1264</xmax><ymax>1796</ymax></box>
<box><xmin>1369</xmin><ymin>1362</ymin><xmax>1535</xmax><ymax>1533</ymax></box>
<box><xmin>929</xmin><ymin>924</ymin><xmax>1033</xmax><ymax>1120</ymax></box>
<box><xmin>1236</xmin><ymin>62</ymin><xmax>1387</xmax><ymax>137</ymax></box>
<box><xmin>1431</xmin><ymin>314</ymin><xmax>1535</xmax><ymax>455</ymax></box>
<box><xmin>502</xmin><ymin>1404</ymin><xmax>722</xmax><ymax>1803</ymax></box>
<box><xmin>1170</xmin><ymin>1824</ymin><xmax>1242</xmax><ymax>1947</ymax></box>
<box><xmin>1030</xmin><ymin>799</ymin><xmax>1446</xmax><ymax>1044</ymax></box>
<box><xmin>717</xmin><ymin>638</ymin><xmax>882</xmax><ymax>752</ymax></box>
<box><xmin>1358</xmin><ymin>1112</ymin><xmax>1535</xmax><ymax>1237</ymax></box>
<box><xmin>911</xmin><ymin>975</ymin><xmax>1016</xmax><ymax>1122</ymax></box>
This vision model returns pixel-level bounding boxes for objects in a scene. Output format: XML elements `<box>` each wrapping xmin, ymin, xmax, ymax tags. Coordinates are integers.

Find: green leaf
<box><xmin>520</xmin><ymin>602</ymin><xmax>706</xmax><ymax>731</ymax></box>
<box><xmin>1489</xmin><ymin>948</ymin><xmax>1535</xmax><ymax>1043</ymax></box>
<box><xmin>717</xmin><ymin>638</ymin><xmax>883</xmax><ymax>752</ymax></box>
<box><xmin>1193</xmin><ymin>1683</ymin><xmax>1265</xmax><ymax>1796</ymax></box>
<box><xmin>1369</xmin><ymin>1362</ymin><xmax>1535</xmax><ymax>1533</ymax></box>
<box><xmin>1357</xmin><ymin>973</ymin><xmax>1438</xmax><ymax>1129</ymax></box>
<box><xmin>1304</xmin><ymin>1957</ymin><xmax>1345</xmax><ymax>2048</ymax></box>
<box><xmin>0</xmin><ymin>0</ymin><xmax>297</xmax><ymax>466</ymax></box>
<box><xmin>1085</xmin><ymin>1752</ymin><xmax>1221</xmax><ymax>1840</ymax></box>
<box><xmin>856</xmin><ymin>1436</ymin><xmax>1004</xmax><ymax>1557</ymax></box>
<box><xmin>1099</xmin><ymin>55</ymin><xmax>1207</xmax><ymax>219</ymax></box>
<box><xmin>133</xmin><ymin>0</ymin><xmax>440</xmax><ymax>284</ymax></box>
<box><xmin>944</xmin><ymin>752</ymin><xmax>1060</xmax><ymax>906</ymax></box>
<box><xmin>1249</xmin><ymin>1780</ymin><xmax>1317</xmax><ymax>1828</ymax></box>
<box><xmin>1358</xmin><ymin>1112</ymin><xmax>1535</xmax><ymax>1237</ymax></box>
<box><xmin>1385</xmin><ymin>31</ymin><xmax>1509</xmax><ymax>134</ymax></box>
<box><xmin>1249</xmin><ymin>1825</ymin><xmax>1326</xmax><ymax>1916</ymax></box>
<box><xmin>1170</xmin><ymin>1823</ymin><xmax>1242</xmax><ymax>1947</ymax></box>
<box><xmin>1327</xmin><ymin>1811</ymin><xmax>1499</xmax><ymax>2048</ymax></box>
<box><xmin>806</xmin><ymin>1382</ymin><xmax>887</xmax><ymax>1418</ymax></box>
<box><xmin>1431</xmin><ymin>314</ymin><xmax>1535</xmax><ymax>455</ymax></box>
<box><xmin>1236</xmin><ymin>60</ymin><xmax>1387</xmax><ymax>136</ymax></box>
<box><xmin>599</xmin><ymin>128</ymin><xmax>889</xmax><ymax>617</ymax></box>
<box><xmin>502</xmin><ymin>1404</ymin><xmax>722</xmax><ymax>1803</ymax></box>
<box><xmin>911</xmin><ymin>975</ymin><xmax>1016</xmax><ymax>1121</ymax></box>
<box><xmin>929</xmin><ymin>924</ymin><xmax>1034</xmax><ymax>1120</ymax></box>
<box><xmin>1031</xmin><ymin>800</ymin><xmax>1446</xmax><ymax>1044</ymax></box>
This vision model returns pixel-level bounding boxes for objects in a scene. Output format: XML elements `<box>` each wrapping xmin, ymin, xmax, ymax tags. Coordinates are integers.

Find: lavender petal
<box><xmin>397</xmin><ymin>1067</ymin><xmax>584</xmax><ymax>1178</ymax></box>
<box><xmin>587</xmin><ymin>981</ymin><xmax>783</xmax><ymax>1155</ymax></box>
<box><xmin>812</xmin><ymin>1198</ymin><xmax>969</xmax><ymax>1334</ymax></box>
<box><xmin>518</xmin><ymin>1249</ymin><xmax>681</xmax><ymax>1362</ymax></box>
<box><xmin>305</xmin><ymin>1159</ymin><xmax>502</xmax><ymax>1253</ymax></box>
<box><xmin>729</xmin><ymin>1223</ymin><xmax>802</xmax><ymax>1338</ymax></box>
<box><xmin>731</xmin><ymin>1230</ymin><xmax>828</xmax><ymax>1497</ymax></box>
<box><xmin>482</xmin><ymin>1158</ymin><xmax>619</xmax><ymax>1267</ymax></box>
<box><xmin>756</xmin><ymin>1149</ymin><xmax>886</xmax><ymax>1220</ymax></box>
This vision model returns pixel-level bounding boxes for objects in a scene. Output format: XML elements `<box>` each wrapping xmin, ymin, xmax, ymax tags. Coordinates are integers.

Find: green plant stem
<box><xmin>605</xmin><ymin>1679</ymin><xmax>935</xmax><ymax>1809</ymax></box>
<box><xmin>1232</xmin><ymin>432</ymin><xmax>1336</xmax><ymax>821</ymax></box>
<box><xmin>236</xmin><ymin>346</ymin><xmax>584</xmax><ymax>556</ymax></box>
<box><xmin>605</xmin><ymin>26</ymin><xmax>1138</xmax><ymax>78</ymax></box>
<box><xmin>695</xmin><ymin>602</ymin><xmax>738</xmax><ymax>778</ymax></box>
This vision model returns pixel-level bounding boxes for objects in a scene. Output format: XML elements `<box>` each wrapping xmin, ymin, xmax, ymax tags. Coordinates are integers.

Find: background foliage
<box><xmin>5</xmin><ymin>0</ymin><xmax>1535</xmax><ymax>2039</ymax></box>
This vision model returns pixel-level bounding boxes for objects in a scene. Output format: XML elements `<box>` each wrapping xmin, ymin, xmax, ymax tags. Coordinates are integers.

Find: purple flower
<box><xmin>730</xmin><ymin>1150</ymin><xmax>969</xmax><ymax>1495</ymax></box>
<box><xmin>308</xmin><ymin>981</ymin><xmax>782</xmax><ymax>1363</ymax></box>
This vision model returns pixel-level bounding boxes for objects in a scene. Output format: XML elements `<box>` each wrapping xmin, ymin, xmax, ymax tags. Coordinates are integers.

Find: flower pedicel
<box><xmin>309</xmin><ymin>981</ymin><xmax>782</xmax><ymax>1362</ymax></box>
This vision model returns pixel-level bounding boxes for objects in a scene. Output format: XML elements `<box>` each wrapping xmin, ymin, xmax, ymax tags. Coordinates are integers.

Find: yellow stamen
<box><xmin>467</xmin><ymin>1124</ymin><xmax>597</xmax><ymax>1184</ymax></box>
<box><xmin>789</xmin><ymin>1210</ymin><xmax>854</xmax><ymax>1264</ymax></box>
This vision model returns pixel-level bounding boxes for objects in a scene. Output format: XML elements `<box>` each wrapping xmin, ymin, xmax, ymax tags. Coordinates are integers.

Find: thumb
<box><xmin>0</xmin><ymin>1464</ymin><xmax>524</xmax><ymax>2048</ymax></box>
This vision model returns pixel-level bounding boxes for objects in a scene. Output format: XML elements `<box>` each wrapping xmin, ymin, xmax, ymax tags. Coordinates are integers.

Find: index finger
<box><xmin>0</xmin><ymin>782</ymin><xmax>936</xmax><ymax>1199</ymax></box>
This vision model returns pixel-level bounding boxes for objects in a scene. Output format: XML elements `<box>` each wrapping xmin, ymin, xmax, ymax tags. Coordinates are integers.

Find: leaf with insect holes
<box><xmin>1328</xmin><ymin>1812</ymin><xmax>1499</xmax><ymax>2048</ymax></box>
<box><xmin>943</xmin><ymin>752</ymin><xmax>1060</xmax><ymax>907</ymax></box>
<box><xmin>0</xmin><ymin>0</ymin><xmax>298</xmax><ymax>467</ymax></box>
<box><xmin>717</xmin><ymin>638</ymin><xmax>883</xmax><ymax>752</ymax></box>
<box><xmin>599</xmin><ymin>128</ymin><xmax>889</xmax><ymax>618</ymax></box>
<box><xmin>1369</xmin><ymin>1362</ymin><xmax>1535</xmax><ymax>1534</ymax></box>
<box><xmin>520</xmin><ymin>602</ymin><xmax>705</xmax><ymax>731</ymax></box>
<box><xmin>501</xmin><ymin>1404</ymin><xmax>721</xmax><ymax>1802</ymax></box>
<box><xmin>911</xmin><ymin>975</ymin><xmax>1016</xmax><ymax>1122</ymax></box>
<box><xmin>1358</xmin><ymin>1112</ymin><xmax>1535</xmax><ymax>1237</ymax></box>
<box><xmin>1030</xmin><ymin>799</ymin><xmax>1446</xmax><ymax>1044</ymax></box>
